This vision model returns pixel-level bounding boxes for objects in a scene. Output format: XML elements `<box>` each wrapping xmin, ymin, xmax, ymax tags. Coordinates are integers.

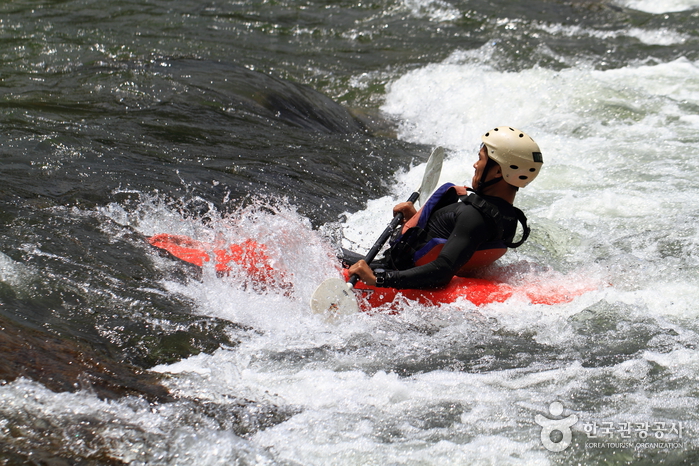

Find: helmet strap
<box><xmin>474</xmin><ymin>157</ymin><xmax>502</xmax><ymax>195</ymax></box>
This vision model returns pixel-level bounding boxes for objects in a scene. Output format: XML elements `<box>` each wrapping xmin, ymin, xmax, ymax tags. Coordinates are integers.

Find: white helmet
<box><xmin>481</xmin><ymin>127</ymin><xmax>543</xmax><ymax>188</ymax></box>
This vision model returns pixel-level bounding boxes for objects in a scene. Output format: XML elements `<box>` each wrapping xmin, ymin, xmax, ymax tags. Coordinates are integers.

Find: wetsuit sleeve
<box><xmin>382</xmin><ymin>205</ymin><xmax>492</xmax><ymax>289</ymax></box>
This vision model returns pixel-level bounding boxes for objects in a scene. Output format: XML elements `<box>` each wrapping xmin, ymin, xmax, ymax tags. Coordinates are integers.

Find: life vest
<box><xmin>388</xmin><ymin>183</ymin><xmax>529</xmax><ymax>276</ymax></box>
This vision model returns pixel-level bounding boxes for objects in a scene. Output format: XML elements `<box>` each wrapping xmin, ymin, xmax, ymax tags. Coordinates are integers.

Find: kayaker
<box><xmin>345</xmin><ymin>126</ymin><xmax>543</xmax><ymax>289</ymax></box>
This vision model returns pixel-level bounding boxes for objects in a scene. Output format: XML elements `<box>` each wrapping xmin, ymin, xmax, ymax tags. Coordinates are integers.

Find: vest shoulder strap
<box><xmin>507</xmin><ymin>207</ymin><xmax>530</xmax><ymax>248</ymax></box>
<box><xmin>459</xmin><ymin>193</ymin><xmax>503</xmax><ymax>241</ymax></box>
<box><xmin>459</xmin><ymin>193</ymin><xmax>530</xmax><ymax>248</ymax></box>
<box><xmin>400</xmin><ymin>182</ymin><xmax>459</xmax><ymax>235</ymax></box>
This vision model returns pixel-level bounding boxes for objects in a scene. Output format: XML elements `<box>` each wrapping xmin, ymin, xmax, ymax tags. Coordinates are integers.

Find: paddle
<box><xmin>310</xmin><ymin>146</ymin><xmax>445</xmax><ymax>316</ymax></box>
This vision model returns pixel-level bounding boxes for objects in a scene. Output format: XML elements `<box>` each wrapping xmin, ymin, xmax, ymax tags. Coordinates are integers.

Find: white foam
<box><xmin>615</xmin><ymin>0</ymin><xmax>699</xmax><ymax>13</ymax></box>
<box><xmin>535</xmin><ymin>22</ymin><xmax>689</xmax><ymax>46</ymax></box>
<box><xmin>383</xmin><ymin>55</ymin><xmax>699</xmax><ymax>150</ymax></box>
<box><xmin>401</xmin><ymin>0</ymin><xmax>461</xmax><ymax>22</ymax></box>
<box><xmin>0</xmin><ymin>251</ymin><xmax>31</xmax><ymax>288</ymax></box>
<box><xmin>0</xmin><ymin>378</ymin><xmax>273</xmax><ymax>465</ymax></box>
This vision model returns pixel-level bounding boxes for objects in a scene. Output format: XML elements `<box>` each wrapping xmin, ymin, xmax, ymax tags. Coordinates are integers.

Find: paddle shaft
<box><xmin>347</xmin><ymin>191</ymin><xmax>419</xmax><ymax>287</ymax></box>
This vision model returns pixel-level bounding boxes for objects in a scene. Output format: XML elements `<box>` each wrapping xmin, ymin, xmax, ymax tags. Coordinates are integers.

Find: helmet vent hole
<box><xmin>519</xmin><ymin>175</ymin><xmax>528</xmax><ymax>180</ymax></box>
<box><xmin>529</xmin><ymin>168</ymin><xmax>536</xmax><ymax>172</ymax></box>
<box><xmin>510</xmin><ymin>165</ymin><xmax>519</xmax><ymax>170</ymax></box>
<box><xmin>519</xmin><ymin>133</ymin><xmax>524</xmax><ymax>138</ymax></box>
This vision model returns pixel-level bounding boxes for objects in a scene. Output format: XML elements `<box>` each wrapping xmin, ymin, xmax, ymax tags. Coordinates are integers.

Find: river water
<box><xmin>2</xmin><ymin>0</ymin><xmax>699</xmax><ymax>464</ymax></box>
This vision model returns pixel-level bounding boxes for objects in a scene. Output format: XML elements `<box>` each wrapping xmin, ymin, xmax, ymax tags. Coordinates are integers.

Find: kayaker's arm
<box><xmin>381</xmin><ymin>205</ymin><xmax>492</xmax><ymax>289</ymax></box>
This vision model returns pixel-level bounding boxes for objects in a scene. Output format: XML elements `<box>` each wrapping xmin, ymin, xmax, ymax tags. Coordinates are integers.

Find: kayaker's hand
<box><xmin>393</xmin><ymin>201</ymin><xmax>417</xmax><ymax>224</ymax></box>
<box><xmin>348</xmin><ymin>260</ymin><xmax>377</xmax><ymax>286</ymax></box>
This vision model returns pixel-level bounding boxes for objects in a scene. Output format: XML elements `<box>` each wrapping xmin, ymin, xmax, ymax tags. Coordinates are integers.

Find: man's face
<box><xmin>471</xmin><ymin>144</ymin><xmax>490</xmax><ymax>190</ymax></box>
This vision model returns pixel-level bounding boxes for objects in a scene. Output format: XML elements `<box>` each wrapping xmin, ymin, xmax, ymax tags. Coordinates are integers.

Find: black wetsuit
<box><xmin>343</xmin><ymin>194</ymin><xmax>520</xmax><ymax>289</ymax></box>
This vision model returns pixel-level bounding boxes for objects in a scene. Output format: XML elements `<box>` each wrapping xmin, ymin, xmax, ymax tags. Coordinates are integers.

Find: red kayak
<box><xmin>347</xmin><ymin>269</ymin><xmax>590</xmax><ymax>309</ymax></box>
<box><xmin>147</xmin><ymin>233</ymin><xmax>293</xmax><ymax>292</ymax></box>
<box><xmin>148</xmin><ymin>233</ymin><xmax>595</xmax><ymax>309</ymax></box>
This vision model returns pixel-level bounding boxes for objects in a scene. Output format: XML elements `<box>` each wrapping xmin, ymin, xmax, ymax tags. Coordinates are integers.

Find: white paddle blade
<box><xmin>419</xmin><ymin>146</ymin><xmax>445</xmax><ymax>207</ymax></box>
<box><xmin>310</xmin><ymin>278</ymin><xmax>360</xmax><ymax>316</ymax></box>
